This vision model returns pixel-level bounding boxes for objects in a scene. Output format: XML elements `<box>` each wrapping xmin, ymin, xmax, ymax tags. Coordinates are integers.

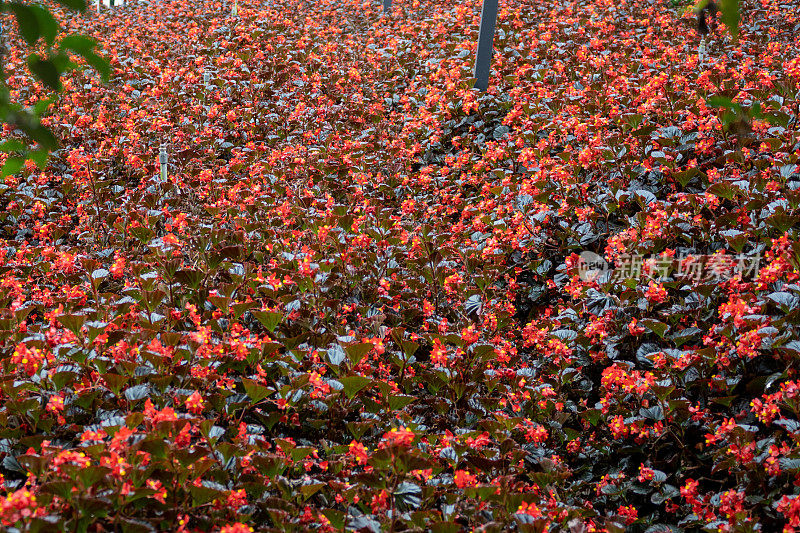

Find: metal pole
<box><xmin>383</xmin><ymin>0</ymin><xmax>391</xmax><ymax>14</ymax></box>
<box><xmin>159</xmin><ymin>145</ymin><xmax>168</xmax><ymax>182</ymax></box>
<box><xmin>473</xmin><ymin>0</ymin><xmax>498</xmax><ymax>92</ymax></box>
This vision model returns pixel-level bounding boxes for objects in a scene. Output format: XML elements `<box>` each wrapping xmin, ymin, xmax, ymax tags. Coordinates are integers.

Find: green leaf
<box><xmin>253</xmin><ymin>311</ymin><xmax>283</xmax><ymax>333</ymax></box>
<box><xmin>51</xmin><ymin>371</ymin><xmax>78</xmax><ymax>390</ymax></box>
<box><xmin>242</xmin><ymin>378</ymin><xmax>270</xmax><ymax>403</ymax></box>
<box><xmin>78</xmin><ymin>49</ymin><xmax>110</xmax><ymax>81</ymax></box>
<box><xmin>57</xmin><ymin>313</ymin><xmax>86</xmax><ymax>336</ymax></box>
<box><xmin>345</xmin><ymin>342</ymin><xmax>373</xmax><ymax>365</ymax></box>
<box><xmin>41</xmin><ymin>481</ymin><xmax>75</xmax><ymax>500</ymax></box>
<box><xmin>346</xmin><ymin>421</ymin><xmax>374</xmax><ymax>439</ymax></box>
<box><xmin>581</xmin><ymin>408</ymin><xmax>602</xmax><ymax>426</ymax></box>
<box><xmin>6</xmin><ymin>109</ymin><xmax>60</xmax><ymax>150</ymax></box>
<box><xmin>766</xmin><ymin>212</ymin><xmax>798</xmax><ymax>234</ymax></box>
<box><xmin>27</xmin><ymin>123</ymin><xmax>59</xmax><ymax>150</ymax></box>
<box><xmin>126</xmin><ymin>412</ymin><xmax>144</xmax><ymax>429</ymax></box>
<box><xmin>30</xmin><ymin>4</ymin><xmax>60</xmax><ymax>45</ymax></box>
<box><xmin>299</xmin><ymin>483</ymin><xmax>324</xmax><ymax>500</ymax></box>
<box><xmin>322</xmin><ymin>509</ymin><xmax>346</xmax><ymax>529</ymax></box>
<box><xmin>640</xmin><ymin>319</ymin><xmax>669</xmax><ymax>339</ymax></box>
<box><xmin>289</xmin><ymin>446</ymin><xmax>315</xmax><ymax>461</ymax></box>
<box><xmin>388</xmin><ymin>394</ymin><xmax>415</xmax><ymax>410</ymax></box>
<box><xmin>101</xmin><ymin>373</ymin><xmax>129</xmax><ymax>396</ymax></box>
<box><xmin>189</xmin><ymin>485</ymin><xmax>222</xmax><ymax>506</ymax></box>
<box><xmin>707</xmin><ymin>182</ymin><xmax>739</xmax><ymax>200</ymax></box>
<box><xmin>60</xmin><ymin>34</ymin><xmax>110</xmax><ymax>81</ymax></box>
<box><xmin>338</xmin><ymin>376</ymin><xmax>372</xmax><ymax>399</ymax></box>
<box><xmin>28</xmin><ymin>55</ymin><xmax>62</xmax><ymax>91</ymax></box>
<box><xmin>707</xmin><ymin>96</ymin><xmax>738</xmax><ymax>111</ymax></box>
<box><xmin>118</xmin><ymin>517</ymin><xmax>157</xmax><ymax>533</ymax></box>
<box><xmin>28</xmin><ymin>148</ymin><xmax>50</xmax><ymax>170</ymax></box>
<box><xmin>711</xmin><ymin>395</ymin><xmax>737</xmax><ymax>407</ymax></box>
<box><xmin>78</xmin><ymin>466</ymin><xmax>111</xmax><ymax>488</ymax></box>
<box><xmin>431</xmin><ymin>522</ymin><xmax>461</xmax><ymax>533</ymax></box>
<box><xmin>401</xmin><ymin>340</ymin><xmax>419</xmax><ymax>357</ymax></box>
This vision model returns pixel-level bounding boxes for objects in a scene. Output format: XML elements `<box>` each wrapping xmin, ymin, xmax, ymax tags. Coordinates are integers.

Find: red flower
<box><xmin>184</xmin><ymin>391</ymin><xmax>205</xmax><ymax>415</ymax></box>
<box><xmin>618</xmin><ymin>505</ymin><xmax>638</xmax><ymax>525</ymax></box>
<box><xmin>227</xmin><ymin>489</ymin><xmax>247</xmax><ymax>508</ymax></box>
<box><xmin>516</xmin><ymin>501</ymin><xmax>542</xmax><ymax>518</ymax></box>
<box><xmin>46</xmin><ymin>395</ymin><xmax>65</xmax><ymax>414</ymax></box>
<box><xmin>644</xmin><ymin>281</ymin><xmax>668</xmax><ymax>304</ymax></box>
<box><xmin>220</xmin><ymin>524</ymin><xmax>253</xmax><ymax>533</ymax></box>
<box><xmin>380</xmin><ymin>426</ymin><xmax>415</xmax><ymax>448</ymax></box>
<box><xmin>348</xmin><ymin>441</ymin><xmax>369</xmax><ymax>464</ymax></box>
<box><xmin>370</xmin><ymin>490</ymin><xmax>389</xmax><ymax>513</ymax></box>
<box><xmin>453</xmin><ymin>469</ymin><xmax>478</xmax><ymax>488</ymax></box>
<box><xmin>146</xmin><ymin>480</ymin><xmax>167</xmax><ymax>504</ymax></box>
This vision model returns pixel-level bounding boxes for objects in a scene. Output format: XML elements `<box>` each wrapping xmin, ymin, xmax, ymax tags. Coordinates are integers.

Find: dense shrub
<box><xmin>0</xmin><ymin>0</ymin><xmax>799</xmax><ymax>530</ymax></box>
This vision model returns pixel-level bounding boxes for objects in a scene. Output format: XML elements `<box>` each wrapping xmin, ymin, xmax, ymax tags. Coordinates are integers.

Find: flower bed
<box><xmin>0</xmin><ymin>0</ymin><xmax>799</xmax><ymax>530</ymax></box>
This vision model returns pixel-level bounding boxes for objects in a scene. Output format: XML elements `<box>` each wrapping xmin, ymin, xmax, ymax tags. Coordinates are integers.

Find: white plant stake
<box><xmin>232</xmin><ymin>0</ymin><xmax>238</xmax><ymax>17</ymax></box>
<box><xmin>96</xmin><ymin>0</ymin><xmax>100</xmax><ymax>12</ymax></box>
<box><xmin>698</xmin><ymin>37</ymin><xmax>707</xmax><ymax>65</ymax></box>
<box><xmin>159</xmin><ymin>145</ymin><xmax>168</xmax><ymax>182</ymax></box>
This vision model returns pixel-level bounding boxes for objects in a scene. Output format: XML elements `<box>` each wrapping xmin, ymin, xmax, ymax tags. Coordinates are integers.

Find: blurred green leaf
<box><xmin>56</xmin><ymin>0</ymin><xmax>87</xmax><ymax>11</ymax></box>
<box><xmin>30</xmin><ymin>3</ymin><xmax>60</xmax><ymax>45</ymax></box>
<box><xmin>4</xmin><ymin>3</ymin><xmax>42</xmax><ymax>45</ymax></box>
<box><xmin>4</xmin><ymin>3</ymin><xmax>60</xmax><ymax>45</ymax></box>
<box><xmin>719</xmin><ymin>0</ymin><xmax>740</xmax><ymax>39</ymax></box>
<box><xmin>0</xmin><ymin>140</ymin><xmax>25</xmax><ymax>152</ymax></box>
<box><xmin>1</xmin><ymin>156</ymin><xmax>26</xmax><ymax>177</ymax></box>
<box><xmin>61</xmin><ymin>35</ymin><xmax>111</xmax><ymax>81</ymax></box>
<box><xmin>28</xmin><ymin>55</ymin><xmax>62</xmax><ymax>91</ymax></box>
<box><xmin>32</xmin><ymin>97</ymin><xmax>54</xmax><ymax>115</ymax></box>
<box><xmin>60</xmin><ymin>34</ymin><xmax>96</xmax><ymax>53</ymax></box>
